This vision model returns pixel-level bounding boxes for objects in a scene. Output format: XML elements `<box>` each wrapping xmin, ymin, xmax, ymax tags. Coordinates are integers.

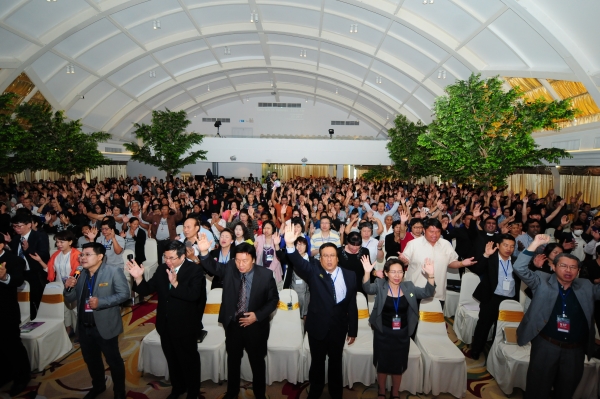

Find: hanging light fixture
<box><xmin>376</xmin><ymin>76</ymin><xmax>382</xmax><ymax>84</ymax></box>
<box><xmin>224</xmin><ymin>46</ymin><xmax>231</xmax><ymax>55</ymax></box>
<box><xmin>350</xmin><ymin>23</ymin><xmax>358</xmax><ymax>33</ymax></box>
<box><xmin>207</xmin><ymin>84</ymin><xmax>210</xmax><ymax>92</ymax></box>
<box><xmin>250</xmin><ymin>11</ymin><xmax>258</xmax><ymax>22</ymax></box>
<box><xmin>300</xmin><ymin>49</ymin><xmax>307</xmax><ymax>58</ymax></box>
<box><xmin>149</xmin><ymin>70</ymin><xmax>156</xmax><ymax>78</ymax></box>
<box><xmin>335</xmin><ymin>87</ymin><xmax>338</xmax><ymax>94</ymax></box>
<box><xmin>66</xmin><ymin>65</ymin><xmax>75</xmax><ymax>74</ymax></box>
<box><xmin>153</xmin><ymin>19</ymin><xmax>161</xmax><ymax>30</ymax></box>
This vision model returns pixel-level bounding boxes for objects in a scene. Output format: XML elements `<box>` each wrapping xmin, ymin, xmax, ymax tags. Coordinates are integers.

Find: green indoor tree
<box><xmin>386</xmin><ymin>114</ymin><xmax>436</xmax><ymax>180</ymax></box>
<box><xmin>16</xmin><ymin>103</ymin><xmax>110</xmax><ymax>177</ymax></box>
<box><xmin>0</xmin><ymin>93</ymin><xmax>27</xmax><ymax>173</ymax></box>
<box><xmin>361</xmin><ymin>165</ymin><xmax>399</xmax><ymax>182</ymax></box>
<box><xmin>418</xmin><ymin>74</ymin><xmax>575</xmax><ymax>186</ymax></box>
<box><xmin>124</xmin><ymin>109</ymin><xmax>207</xmax><ymax>177</ymax></box>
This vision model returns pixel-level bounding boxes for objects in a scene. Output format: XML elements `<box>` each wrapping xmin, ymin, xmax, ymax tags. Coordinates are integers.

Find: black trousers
<box><xmin>225</xmin><ymin>321</ymin><xmax>268</xmax><ymax>399</ymax></box>
<box><xmin>156</xmin><ymin>239</ymin><xmax>170</xmax><ymax>265</ymax></box>
<box><xmin>0</xmin><ymin>322</ymin><xmax>30</xmax><ymax>383</ymax></box>
<box><xmin>25</xmin><ymin>270</ymin><xmax>46</xmax><ymax>320</ymax></box>
<box><xmin>594</xmin><ymin>300</ymin><xmax>600</xmax><ymax>340</ymax></box>
<box><xmin>525</xmin><ymin>335</ymin><xmax>585</xmax><ymax>399</ymax></box>
<box><xmin>307</xmin><ymin>330</ymin><xmax>346</xmax><ymax>399</ymax></box>
<box><xmin>160</xmin><ymin>329</ymin><xmax>200</xmax><ymax>397</ymax></box>
<box><xmin>471</xmin><ymin>294</ymin><xmax>511</xmax><ymax>353</ymax></box>
<box><xmin>78</xmin><ymin>323</ymin><xmax>126</xmax><ymax>395</ymax></box>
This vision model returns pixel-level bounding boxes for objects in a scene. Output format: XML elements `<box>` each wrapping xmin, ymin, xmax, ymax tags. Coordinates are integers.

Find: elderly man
<box><xmin>513</xmin><ymin>234</ymin><xmax>600</xmax><ymax>399</ymax></box>
<box><xmin>401</xmin><ymin>218</ymin><xmax>476</xmax><ymax>307</ymax></box>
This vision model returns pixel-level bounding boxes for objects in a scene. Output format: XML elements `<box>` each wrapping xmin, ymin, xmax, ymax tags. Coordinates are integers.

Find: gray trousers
<box><xmin>526</xmin><ymin>335</ymin><xmax>585</xmax><ymax>399</ymax></box>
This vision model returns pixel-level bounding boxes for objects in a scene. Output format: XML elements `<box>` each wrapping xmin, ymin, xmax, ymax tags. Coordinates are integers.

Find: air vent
<box><xmin>202</xmin><ymin>118</ymin><xmax>230</xmax><ymax>123</ymax></box>
<box><xmin>331</xmin><ymin>121</ymin><xmax>359</xmax><ymax>126</ymax></box>
<box><xmin>551</xmin><ymin>139</ymin><xmax>580</xmax><ymax>151</ymax></box>
<box><xmin>105</xmin><ymin>147</ymin><xmax>123</xmax><ymax>153</ymax></box>
<box><xmin>258</xmin><ymin>103</ymin><xmax>302</xmax><ymax>108</ymax></box>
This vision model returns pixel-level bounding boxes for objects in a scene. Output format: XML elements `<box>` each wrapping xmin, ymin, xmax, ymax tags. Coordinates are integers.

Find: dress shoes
<box><xmin>166</xmin><ymin>390</ymin><xmax>184</xmax><ymax>399</ymax></box>
<box><xmin>82</xmin><ymin>386</ymin><xmax>106</xmax><ymax>399</ymax></box>
<box><xmin>114</xmin><ymin>391</ymin><xmax>127</xmax><ymax>399</ymax></box>
<box><xmin>470</xmin><ymin>349</ymin><xmax>480</xmax><ymax>360</ymax></box>
<box><xmin>9</xmin><ymin>377</ymin><xmax>31</xmax><ymax>397</ymax></box>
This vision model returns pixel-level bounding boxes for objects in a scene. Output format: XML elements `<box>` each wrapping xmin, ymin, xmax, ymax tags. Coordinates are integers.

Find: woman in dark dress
<box><xmin>361</xmin><ymin>256</ymin><xmax>435</xmax><ymax>399</ymax></box>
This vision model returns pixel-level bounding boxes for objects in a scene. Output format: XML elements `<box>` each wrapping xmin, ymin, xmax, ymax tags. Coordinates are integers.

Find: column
<box><xmin>551</xmin><ymin>166</ymin><xmax>561</xmax><ymax>195</ymax></box>
<box><xmin>337</xmin><ymin>164</ymin><xmax>343</xmax><ymax>179</ymax></box>
<box><xmin>328</xmin><ymin>165</ymin><xmax>334</xmax><ymax>177</ymax></box>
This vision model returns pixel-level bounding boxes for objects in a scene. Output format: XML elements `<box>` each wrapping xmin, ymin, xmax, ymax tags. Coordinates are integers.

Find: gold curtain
<box><xmin>12</xmin><ymin>165</ymin><xmax>127</xmax><ymax>184</ymax></box>
<box><xmin>506</xmin><ymin>173</ymin><xmax>554</xmax><ymax>197</ymax></box>
<box><xmin>560</xmin><ymin>175</ymin><xmax>600</xmax><ymax>205</ymax></box>
<box><xmin>262</xmin><ymin>164</ymin><xmax>331</xmax><ymax>181</ymax></box>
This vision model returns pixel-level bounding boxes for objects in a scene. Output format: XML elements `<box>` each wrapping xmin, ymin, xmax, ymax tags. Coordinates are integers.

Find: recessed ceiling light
<box><xmin>153</xmin><ymin>20</ymin><xmax>161</xmax><ymax>30</ymax></box>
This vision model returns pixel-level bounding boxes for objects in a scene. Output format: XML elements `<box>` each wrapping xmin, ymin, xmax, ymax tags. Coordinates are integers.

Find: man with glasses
<box><xmin>513</xmin><ymin>234</ymin><xmax>600</xmax><ymax>399</ymax></box>
<box><xmin>128</xmin><ymin>241</ymin><xmax>205</xmax><ymax>399</ymax></box>
<box><xmin>284</xmin><ymin>225</ymin><xmax>358</xmax><ymax>399</ymax></box>
<box><xmin>9</xmin><ymin>214</ymin><xmax>50</xmax><ymax>319</ymax></box>
<box><xmin>64</xmin><ymin>243</ymin><xmax>129</xmax><ymax>399</ymax></box>
<box><xmin>310</xmin><ymin>216</ymin><xmax>341</xmax><ymax>259</ymax></box>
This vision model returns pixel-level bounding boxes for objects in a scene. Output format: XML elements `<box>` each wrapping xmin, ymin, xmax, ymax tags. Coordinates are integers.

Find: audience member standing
<box><xmin>147</xmin><ymin>202</ymin><xmax>183</xmax><ymax>262</ymax></box>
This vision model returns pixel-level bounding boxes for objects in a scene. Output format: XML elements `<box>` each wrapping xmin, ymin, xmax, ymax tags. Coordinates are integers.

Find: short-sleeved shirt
<box><xmin>96</xmin><ymin>235</ymin><xmax>125</xmax><ymax>267</ymax></box>
<box><xmin>403</xmin><ymin>236</ymin><xmax>459</xmax><ymax>301</ymax></box>
<box><xmin>310</xmin><ymin>230</ymin><xmax>341</xmax><ymax>260</ymax></box>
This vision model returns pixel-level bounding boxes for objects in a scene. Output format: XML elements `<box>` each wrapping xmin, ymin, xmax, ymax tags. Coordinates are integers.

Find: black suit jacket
<box><xmin>133</xmin><ymin>260</ymin><xmax>204</xmax><ymax>337</ymax></box>
<box><xmin>9</xmin><ymin>230</ymin><xmax>50</xmax><ymax>278</ymax></box>
<box><xmin>471</xmin><ymin>252</ymin><xmax>520</xmax><ymax>303</ymax></box>
<box><xmin>287</xmin><ymin>249</ymin><xmax>358</xmax><ymax>341</ymax></box>
<box><xmin>200</xmin><ymin>256</ymin><xmax>279</xmax><ymax>330</ymax></box>
<box><xmin>0</xmin><ymin>250</ymin><xmax>26</xmax><ymax>324</ymax></box>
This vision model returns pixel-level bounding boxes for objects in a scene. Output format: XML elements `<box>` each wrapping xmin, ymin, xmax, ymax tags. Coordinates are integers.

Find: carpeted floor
<box><xmin>0</xmin><ymin>295</ymin><xmax>523</xmax><ymax>399</ymax></box>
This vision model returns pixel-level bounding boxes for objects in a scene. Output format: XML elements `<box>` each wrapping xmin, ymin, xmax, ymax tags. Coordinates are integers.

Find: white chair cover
<box><xmin>384</xmin><ymin>339</ymin><xmax>423</xmax><ymax>395</ymax></box>
<box><xmin>343</xmin><ymin>293</ymin><xmax>374</xmax><ymax>387</ymax></box>
<box><xmin>143</xmin><ymin>238</ymin><xmax>159</xmax><ymax>282</ymax></box>
<box><xmin>48</xmin><ymin>234</ymin><xmax>56</xmax><ymax>252</ymax></box>
<box><xmin>367</xmin><ymin>294</ymin><xmax>375</xmax><ymax>314</ymax></box>
<box><xmin>21</xmin><ymin>283</ymin><xmax>72</xmax><ymax>371</ymax></box>
<box><xmin>573</xmin><ymin>358</ymin><xmax>599</xmax><ymax>398</ymax></box>
<box><xmin>176</xmin><ymin>225</ymin><xmax>183</xmax><ymax>235</ymax></box>
<box><xmin>267</xmin><ymin>289</ymin><xmax>303</xmax><ymax>384</ymax></box>
<box><xmin>18</xmin><ymin>281</ymin><xmax>31</xmax><ymax>326</ymax></box>
<box><xmin>444</xmin><ymin>268</ymin><xmax>461</xmax><ymax>317</ymax></box>
<box><xmin>486</xmin><ymin>300</ymin><xmax>530</xmax><ymax>395</ymax></box>
<box><xmin>415</xmin><ymin>298</ymin><xmax>467</xmax><ymax>398</ymax></box>
<box><xmin>452</xmin><ymin>272</ymin><xmax>481</xmax><ymax>344</ymax></box>
<box><xmin>138</xmin><ymin>288</ymin><xmax>226</xmax><ymax>382</ymax></box>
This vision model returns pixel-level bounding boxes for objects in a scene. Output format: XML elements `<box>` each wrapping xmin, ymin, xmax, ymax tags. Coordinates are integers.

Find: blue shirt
<box><xmin>494</xmin><ymin>257</ymin><xmax>515</xmax><ymax>297</ymax></box>
<box><xmin>514</xmin><ymin>233</ymin><xmax>534</xmax><ymax>257</ymax></box>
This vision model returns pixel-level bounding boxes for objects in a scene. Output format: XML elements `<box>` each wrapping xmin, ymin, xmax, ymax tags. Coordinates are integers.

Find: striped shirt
<box><xmin>310</xmin><ymin>230</ymin><xmax>341</xmax><ymax>260</ymax></box>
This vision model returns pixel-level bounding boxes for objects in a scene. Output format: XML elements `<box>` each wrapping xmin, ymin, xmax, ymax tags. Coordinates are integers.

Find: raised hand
<box><xmin>399</xmin><ymin>210</ymin><xmax>408</xmax><ymax>224</ymax></box>
<box><xmin>560</xmin><ymin>215</ymin><xmax>569</xmax><ymax>226</ymax></box>
<box><xmin>422</xmin><ymin>257</ymin><xmax>434</xmax><ymax>279</ymax></box>
<box><xmin>533</xmin><ymin>234</ymin><xmax>550</xmax><ymax>246</ymax></box>
<box><xmin>484</xmin><ymin>241</ymin><xmax>498</xmax><ymax>257</ymax></box>
<box><xmin>167</xmin><ymin>267</ymin><xmax>178</xmax><ymax>287</ymax></box>
<box><xmin>126</xmin><ymin>259</ymin><xmax>145</xmax><ymax>280</ymax></box>
<box><xmin>197</xmin><ymin>233</ymin><xmax>212</xmax><ymax>253</ymax></box>
<box><xmin>533</xmin><ymin>254</ymin><xmax>547</xmax><ymax>269</ymax></box>
<box><xmin>86</xmin><ymin>227</ymin><xmax>98</xmax><ymax>241</ymax></box>
<box><xmin>461</xmin><ymin>257</ymin><xmax>477</xmax><ymax>267</ymax></box>
<box><xmin>2</xmin><ymin>232</ymin><xmax>11</xmax><ymax>243</ymax></box>
<box><xmin>361</xmin><ymin>254</ymin><xmax>375</xmax><ymax>275</ymax></box>
<box><xmin>283</xmin><ymin>223</ymin><xmax>298</xmax><ymax>247</ymax></box>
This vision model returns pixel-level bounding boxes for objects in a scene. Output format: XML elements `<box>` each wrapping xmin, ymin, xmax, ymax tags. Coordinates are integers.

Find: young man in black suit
<box><xmin>469</xmin><ymin>234</ymin><xmax>519</xmax><ymax>360</ymax></box>
<box><xmin>0</xmin><ymin>234</ymin><xmax>31</xmax><ymax>396</ymax></box>
<box><xmin>9</xmin><ymin>214</ymin><xmax>50</xmax><ymax>320</ymax></box>
<box><xmin>197</xmin><ymin>237</ymin><xmax>279</xmax><ymax>399</ymax></box>
<box><xmin>128</xmin><ymin>240</ymin><xmax>205</xmax><ymax>399</ymax></box>
<box><xmin>283</xmin><ymin>224</ymin><xmax>358</xmax><ymax>399</ymax></box>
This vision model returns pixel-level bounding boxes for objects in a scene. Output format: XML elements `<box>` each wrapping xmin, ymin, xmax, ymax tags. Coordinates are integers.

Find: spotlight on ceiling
<box><xmin>153</xmin><ymin>19</ymin><xmax>161</xmax><ymax>29</ymax></box>
<box><xmin>230</xmin><ymin>156</ymin><xmax>237</xmax><ymax>161</ymax></box>
<box><xmin>328</xmin><ymin>129</ymin><xmax>334</xmax><ymax>139</ymax></box>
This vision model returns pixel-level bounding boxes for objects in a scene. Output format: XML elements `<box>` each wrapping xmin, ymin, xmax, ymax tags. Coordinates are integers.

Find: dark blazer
<box><xmin>200</xmin><ymin>256</ymin><xmax>279</xmax><ymax>329</ymax></box>
<box><xmin>471</xmin><ymin>252</ymin><xmax>520</xmax><ymax>303</ymax></box>
<box><xmin>363</xmin><ymin>278</ymin><xmax>435</xmax><ymax>336</ymax></box>
<box><xmin>513</xmin><ymin>250</ymin><xmax>600</xmax><ymax>358</ymax></box>
<box><xmin>133</xmin><ymin>260</ymin><xmax>204</xmax><ymax>337</ymax></box>
<box><xmin>287</xmin><ymin>249</ymin><xmax>358</xmax><ymax>340</ymax></box>
<box><xmin>0</xmin><ymin>250</ymin><xmax>26</xmax><ymax>324</ymax></box>
<box><xmin>131</xmin><ymin>228</ymin><xmax>147</xmax><ymax>264</ymax></box>
<box><xmin>8</xmin><ymin>230</ymin><xmax>50</xmax><ymax>277</ymax></box>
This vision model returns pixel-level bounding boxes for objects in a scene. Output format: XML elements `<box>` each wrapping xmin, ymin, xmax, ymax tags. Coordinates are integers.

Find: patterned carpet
<box><xmin>0</xmin><ymin>296</ymin><xmax>522</xmax><ymax>399</ymax></box>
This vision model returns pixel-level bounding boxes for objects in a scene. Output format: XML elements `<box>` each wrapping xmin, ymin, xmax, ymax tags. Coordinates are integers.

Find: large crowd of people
<box><xmin>1</xmin><ymin>171</ymin><xmax>600</xmax><ymax>399</ymax></box>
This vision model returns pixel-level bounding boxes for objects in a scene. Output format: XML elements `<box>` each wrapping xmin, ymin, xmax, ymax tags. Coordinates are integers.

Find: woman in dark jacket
<box><xmin>361</xmin><ymin>256</ymin><xmax>435</xmax><ymax>399</ymax></box>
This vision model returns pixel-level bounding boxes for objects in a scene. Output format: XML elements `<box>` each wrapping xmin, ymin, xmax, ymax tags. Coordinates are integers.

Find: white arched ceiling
<box><xmin>1</xmin><ymin>0</ymin><xmax>598</xmax><ymax>140</ymax></box>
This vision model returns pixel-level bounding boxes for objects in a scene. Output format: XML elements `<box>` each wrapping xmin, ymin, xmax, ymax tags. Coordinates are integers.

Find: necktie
<box><xmin>329</xmin><ymin>272</ymin><xmax>337</xmax><ymax>303</ymax></box>
<box><xmin>236</xmin><ymin>274</ymin><xmax>247</xmax><ymax>317</ymax></box>
<box><xmin>18</xmin><ymin>237</ymin><xmax>25</xmax><ymax>259</ymax></box>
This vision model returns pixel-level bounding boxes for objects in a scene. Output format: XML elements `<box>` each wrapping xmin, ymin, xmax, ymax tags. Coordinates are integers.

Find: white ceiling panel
<box><xmin>322</xmin><ymin>12</ymin><xmax>384</xmax><ymax>48</ymax></box>
<box><xmin>371</xmin><ymin>59</ymin><xmax>419</xmax><ymax>92</ymax></box>
<box><xmin>189</xmin><ymin>4</ymin><xmax>250</xmax><ymax>27</ymax></box>
<box><xmin>217</xmin><ymin>44</ymin><xmax>265</xmax><ymax>64</ymax></box>
<box><xmin>66</xmin><ymin>81</ymin><xmax>115</xmax><ymax>120</ymax></box>
<box><xmin>82</xmin><ymin>90</ymin><xmax>133</xmax><ymax>129</ymax></box>
<box><xmin>4</xmin><ymin>0</ymin><xmax>91</xmax><ymax>39</ymax></box>
<box><xmin>153</xmin><ymin>40</ymin><xmax>208</xmax><ymax>63</ymax></box>
<box><xmin>367</xmin><ymin>80</ymin><xmax>410</xmax><ymax>105</ymax></box>
<box><xmin>188</xmin><ymin>79</ymin><xmax>230</xmax><ymax>98</ymax></box>
<box><xmin>325</xmin><ymin>0</ymin><xmax>390</xmax><ymax>27</ymax></box>
<box><xmin>122</xmin><ymin>68</ymin><xmax>172</xmax><ymax>97</ymax></box>
<box><xmin>260</xmin><ymin>4</ymin><xmax>321</xmax><ymax>29</ymax></box>
<box><xmin>231</xmin><ymin>72</ymin><xmax>270</xmax><ymax>86</ymax></box>
<box><xmin>110</xmin><ymin>0</ymin><xmax>182</xmax><ymax>29</ymax></box>
<box><xmin>145</xmin><ymin>87</ymin><xmax>185</xmax><ymax>109</ymax></box>
<box><xmin>76</xmin><ymin>33</ymin><xmax>141</xmax><ymax>72</ymax></box>
<box><xmin>467</xmin><ymin>29</ymin><xmax>527</xmax><ymax>69</ymax></box>
<box><xmin>379</xmin><ymin>35</ymin><xmax>437</xmax><ymax>72</ymax></box>
<box><xmin>207</xmin><ymin>33</ymin><xmax>261</xmax><ymax>47</ymax></box>
<box><xmin>319</xmin><ymin>53</ymin><xmax>367</xmax><ymax>81</ymax></box>
<box><xmin>355</xmin><ymin>94</ymin><xmax>388</xmax><ymax>117</ymax></box>
<box><xmin>158</xmin><ymin>92</ymin><xmax>191</xmax><ymax>111</ymax></box>
<box><xmin>319</xmin><ymin>42</ymin><xmax>372</xmax><ymax>67</ymax></box>
<box><xmin>413</xmin><ymin>86</ymin><xmax>436</xmax><ymax>109</ymax></box>
<box><xmin>317</xmin><ymin>80</ymin><xmax>355</xmax><ymax>100</ymax></box>
<box><xmin>442</xmin><ymin>57</ymin><xmax>472</xmax><ymax>80</ymax></box>
<box><xmin>454</xmin><ymin>0</ymin><xmax>506</xmax><ymax>22</ymax></box>
<box><xmin>273</xmin><ymin>74</ymin><xmax>315</xmax><ymax>87</ymax></box>
<box><xmin>266</xmin><ymin>33</ymin><xmax>320</xmax><ymax>48</ymax></box>
<box><xmin>0</xmin><ymin>0</ymin><xmax>22</xmax><ymax>20</ymax></box>
<box><xmin>404</xmin><ymin>96</ymin><xmax>433</xmax><ymax>123</ymax></box>
<box><xmin>127</xmin><ymin>11</ymin><xmax>196</xmax><ymax>46</ymax></box>
<box><xmin>53</xmin><ymin>19</ymin><xmax>120</xmax><ymax>59</ymax></box>
<box><xmin>45</xmin><ymin>68</ymin><xmax>93</xmax><ymax>102</ymax></box>
<box><xmin>269</xmin><ymin>44</ymin><xmax>318</xmax><ymax>65</ymax></box>
<box><xmin>107</xmin><ymin>56</ymin><xmax>158</xmax><ymax>86</ymax></box>
<box><xmin>388</xmin><ymin>22</ymin><xmax>448</xmax><ymax>62</ymax></box>
<box><xmin>163</xmin><ymin>49</ymin><xmax>218</xmax><ymax>76</ymax></box>
<box><xmin>30</xmin><ymin>51</ymin><xmax>68</xmax><ymax>83</ymax></box>
<box><xmin>0</xmin><ymin>27</ymin><xmax>35</xmax><ymax>58</ymax></box>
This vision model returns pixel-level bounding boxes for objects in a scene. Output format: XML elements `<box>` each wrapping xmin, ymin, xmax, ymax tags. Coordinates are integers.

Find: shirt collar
<box><xmin>22</xmin><ymin>230</ymin><xmax>31</xmax><ymax>241</ymax></box>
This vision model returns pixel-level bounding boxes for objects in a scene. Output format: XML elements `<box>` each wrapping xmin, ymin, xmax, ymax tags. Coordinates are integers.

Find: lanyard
<box><xmin>499</xmin><ymin>259</ymin><xmax>510</xmax><ymax>279</ymax></box>
<box><xmin>332</xmin><ymin>267</ymin><xmax>340</xmax><ymax>284</ymax></box>
<box><xmin>388</xmin><ymin>285</ymin><xmax>401</xmax><ymax>317</ymax></box>
<box><xmin>87</xmin><ymin>273</ymin><xmax>96</xmax><ymax>297</ymax></box>
<box><xmin>559</xmin><ymin>285</ymin><xmax>571</xmax><ymax>317</ymax></box>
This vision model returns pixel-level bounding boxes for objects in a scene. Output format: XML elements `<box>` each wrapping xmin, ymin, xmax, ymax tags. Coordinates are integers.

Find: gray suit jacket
<box><xmin>64</xmin><ymin>262</ymin><xmax>129</xmax><ymax>340</ymax></box>
<box><xmin>513</xmin><ymin>250</ymin><xmax>600</xmax><ymax>358</ymax></box>
<box><xmin>363</xmin><ymin>278</ymin><xmax>435</xmax><ymax>336</ymax></box>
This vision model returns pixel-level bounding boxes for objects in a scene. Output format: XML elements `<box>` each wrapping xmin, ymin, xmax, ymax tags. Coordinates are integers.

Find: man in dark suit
<box><xmin>128</xmin><ymin>240</ymin><xmax>204</xmax><ymax>399</ymax></box>
<box><xmin>469</xmin><ymin>234</ymin><xmax>519</xmax><ymax>360</ymax></box>
<box><xmin>513</xmin><ymin>234</ymin><xmax>600</xmax><ymax>399</ymax></box>
<box><xmin>197</xmin><ymin>237</ymin><xmax>278</xmax><ymax>399</ymax></box>
<box><xmin>283</xmin><ymin>224</ymin><xmax>358</xmax><ymax>399</ymax></box>
<box><xmin>9</xmin><ymin>214</ymin><xmax>50</xmax><ymax>319</ymax></box>
<box><xmin>0</xmin><ymin>234</ymin><xmax>31</xmax><ymax>396</ymax></box>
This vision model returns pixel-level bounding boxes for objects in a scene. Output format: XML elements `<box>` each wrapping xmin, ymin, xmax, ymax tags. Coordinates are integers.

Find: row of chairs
<box><xmin>137</xmin><ymin>288</ymin><xmax>467</xmax><ymax>397</ymax></box>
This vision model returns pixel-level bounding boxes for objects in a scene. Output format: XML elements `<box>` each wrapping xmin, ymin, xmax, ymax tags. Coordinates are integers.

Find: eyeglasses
<box><xmin>557</xmin><ymin>263</ymin><xmax>578</xmax><ymax>271</ymax></box>
<box><xmin>12</xmin><ymin>224</ymin><xmax>27</xmax><ymax>228</ymax></box>
<box><xmin>101</xmin><ymin>227</ymin><xmax>111</xmax><ymax>231</ymax></box>
<box><xmin>164</xmin><ymin>256</ymin><xmax>181</xmax><ymax>261</ymax></box>
<box><xmin>321</xmin><ymin>254</ymin><xmax>337</xmax><ymax>259</ymax></box>
<box><xmin>387</xmin><ymin>270</ymin><xmax>404</xmax><ymax>275</ymax></box>
<box><xmin>79</xmin><ymin>253</ymin><xmax>96</xmax><ymax>257</ymax></box>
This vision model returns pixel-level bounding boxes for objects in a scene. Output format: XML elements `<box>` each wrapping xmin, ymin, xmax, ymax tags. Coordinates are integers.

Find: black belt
<box><xmin>539</xmin><ymin>333</ymin><xmax>581</xmax><ymax>349</ymax></box>
<box><xmin>81</xmin><ymin>322</ymin><xmax>96</xmax><ymax>328</ymax></box>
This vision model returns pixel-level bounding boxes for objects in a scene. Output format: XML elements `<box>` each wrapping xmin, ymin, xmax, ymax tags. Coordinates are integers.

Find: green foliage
<box><xmin>361</xmin><ymin>165</ymin><xmax>399</xmax><ymax>182</ymax></box>
<box><xmin>124</xmin><ymin>109</ymin><xmax>207</xmax><ymax>176</ymax></box>
<box><xmin>0</xmin><ymin>93</ymin><xmax>27</xmax><ymax>173</ymax></box>
<box><xmin>15</xmin><ymin>103</ymin><xmax>110</xmax><ymax>176</ymax></box>
<box><xmin>418</xmin><ymin>74</ymin><xmax>574</xmax><ymax>186</ymax></box>
<box><xmin>386</xmin><ymin>114</ymin><xmax>435</xmax><ymax>180</ymax></box>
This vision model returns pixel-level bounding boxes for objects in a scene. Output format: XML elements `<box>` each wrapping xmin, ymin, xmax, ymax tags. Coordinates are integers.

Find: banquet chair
<box><xmin>176</xmin><ymin>225</ymin><xmax>183</xmax><ymax>236</ymax></box>
<box><xmin>142</xmin><ymin>238</ymin><xmax>159</xmax><ymax>282</ymax></box>
<box><xmin>21</xmin><ymin>283</ymin><xmax>72</xmax><ymax>371</ymax></box>
<box><xmin>444</xmin><ymin>268</ymin><xmax>461</xmax><ymax>317</ymax></box>
<box><xmin>452</xmin><ymin>272</ymin><xmax>482</xmax><ymax>344</ymax></box>
<box><xmin>385</xmin><ymin>339</ymin><xmax>424</xmax><ymax>395</ymax></box>
<box><xmin>18</xmin><ymin>281</ymin><xmax>31</xmax><ymax>326</ymax></box>
<box><xmin>267</xmin><ymin>289</ymin><xmax>303</xmax><ymax>384</ymax></box>
<box><xmin>415</xmin><ymin>298</ymin><xmax>467</xmax><ymax>398</ymax></box>
<box><xmin>343</xmin><ymin>293</ymin><xmax>375</xmax><ymax>387</ymax></box>
<box><xmin>486</xmin><ymin>300</ymin><xmax>529</xmax><ymax>395</ymax></box>
<box><xmin>48</xmin><ymin>234</ymin><xmax>56</xmax><ymax>252</ymax></box>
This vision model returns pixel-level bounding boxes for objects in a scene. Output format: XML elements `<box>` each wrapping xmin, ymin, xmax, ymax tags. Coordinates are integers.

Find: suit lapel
<box><xmin>400</xmin><ymin>281</ymin><xmax>417</xmax><ymax>314</ymax></box>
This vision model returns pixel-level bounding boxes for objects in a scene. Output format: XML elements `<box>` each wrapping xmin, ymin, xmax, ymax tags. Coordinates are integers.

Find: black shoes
<box><xmin>9</xmin><ymin>377</ymin><xmax>31</xmax><ymax>397</ymax></box>
<box><xmin>82</xmin><ymin>386</ymin><xmax>106</xmax><ymax>399</ymax></box>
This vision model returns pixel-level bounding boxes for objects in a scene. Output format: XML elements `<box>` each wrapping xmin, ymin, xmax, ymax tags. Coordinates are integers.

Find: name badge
<box><xmin>557</xmin><ymin>316</ymin><xmax>570</xmax><ymax>333</ymax></box>
<box><xmin>502</xmin><ymin>280</ymin><xmax>510</xmax><ymax>291</ymax></box>
<box><xmin>295</xmin><ymin>279</ymin><xmax>304</xmax><ymax>285</ymax></box>
<box><xmin>287</xmin><ymin>302</ymin><xmax>293</xmax><ymax>310</ymax></box>
<box><xmin>266</xmin><ymin>254</ymin><xmax>274</xmax><ymax>262</ymax></box>
<box><xmin>84</xmin><ymin>297</ymin><xmax>93</xmax><ymax>312</ymax></box>
<box><xmin>99</xmin><ymin>283</ymin><xmax>108</xmax><ymax>287</ymax></box>
<box><xmin>392</xmin><ymin>316</ymin><xmax>401</xmax><ymax>330</ymax></box>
